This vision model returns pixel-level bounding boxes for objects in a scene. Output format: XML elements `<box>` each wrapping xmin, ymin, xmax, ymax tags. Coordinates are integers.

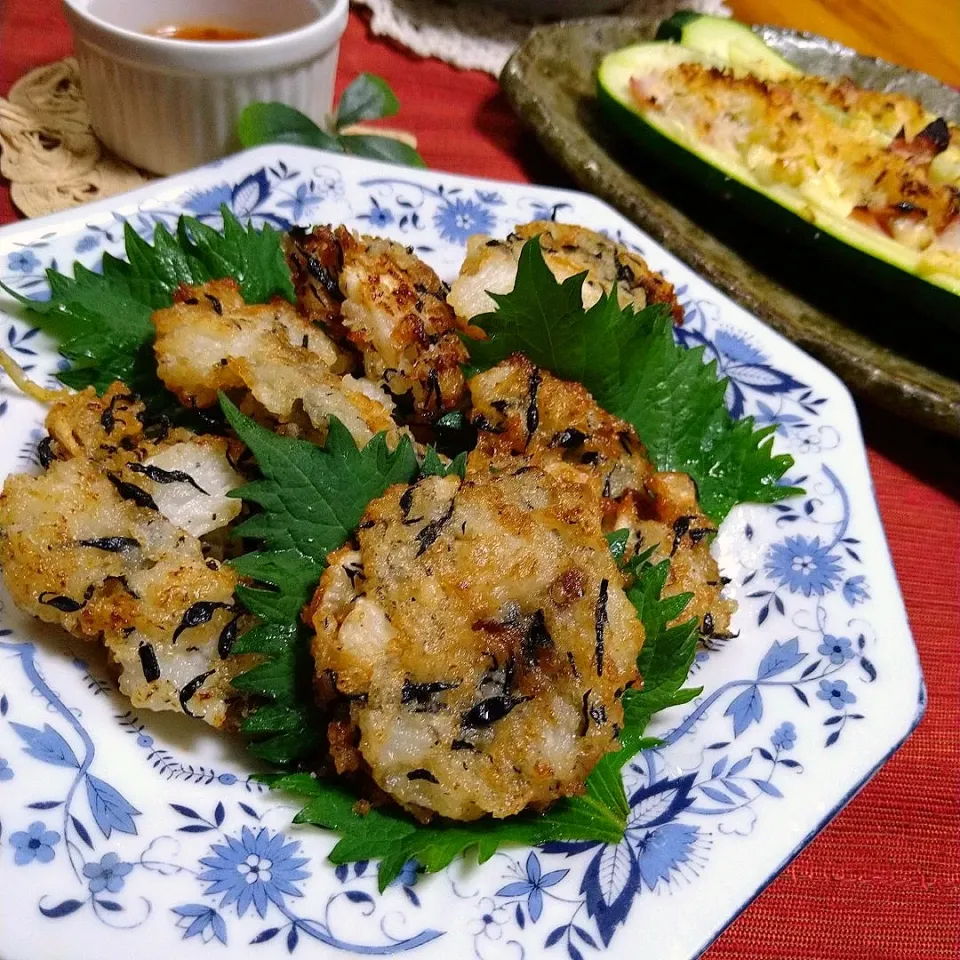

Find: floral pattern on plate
<box><xmin>0</xmin><ymin>146</ymin><xmax>922</xmax><ymax>960</ymax></box>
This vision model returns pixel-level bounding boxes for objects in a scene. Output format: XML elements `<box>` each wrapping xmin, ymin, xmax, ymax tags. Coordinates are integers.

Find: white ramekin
<box><xmin>63</xmin><ymin>0</ymin><xmax>349</xmax><ymax>175</ymax></box>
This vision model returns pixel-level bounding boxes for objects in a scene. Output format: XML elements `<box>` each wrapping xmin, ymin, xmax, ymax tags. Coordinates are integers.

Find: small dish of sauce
<box><xmin>149</xmin><ymin>24</ymin><xmax>262</xmax><ymax>42</ymax></box>
<box><xmin>65</xmin><ymin>0</ymin><xmax>346</xmax><ymax>174</ymax></box>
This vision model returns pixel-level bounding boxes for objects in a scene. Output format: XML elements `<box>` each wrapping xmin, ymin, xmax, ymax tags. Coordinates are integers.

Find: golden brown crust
<box><xmin>338</xmin><ymin>226</ymin><xmax>470</xmax><ymax>418</ymax></box>
<box><xmin>43</xmin><ymin>382</ymin><xmax>245</xmax><ymax>538</ymax></box>
<box><xmin>151</xmin><ymin>278</ymin><xmax>404</xmax><ymax>449</ymax></box>
<box><xmin>310</xmin><ymin>463</ymin><xmax>645</xmax><ymax>821</ymax></box>
<box><xmin>284</xmin><ymin>225</ymin><xmax>349</xmax><ymax>340</ymax></box>
<box><xmin>468</xmin><ymin>354</ymin><xmax>655</xmax><ymax>500</ymax></box>
<box><xmin>286</xmin><ymin>225</ymin><xmax>471</xmax><ymax>419</ymax></box>
<box><xmin>45</xmin><ymin>383</ymin><xmax>155</xmax><ymax>469</ymax></box>
<box><xmin>0</xmin><ymin>457</ymin><xmax>255</xmax><ymax>728</ymax></box>
<box><xmin>0</xmin><ymin>380</ymin><xmax>261</xmax><ymax>727</ymax></box>
<box><xmin>467</xmin><ymin>358</ymin><xmax>735</xmax><ymax>638</ymax></box>
<box><xmin>448</xmin><ymin>220</ymin><xmax>684</xmax><ymax>324</ymax></box>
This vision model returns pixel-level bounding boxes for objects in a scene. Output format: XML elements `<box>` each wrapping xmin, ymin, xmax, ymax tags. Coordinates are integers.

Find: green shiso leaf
<box><xmin>221</xmin><ymin>396</ymin><xmax>418</xmax><ymax>562</ymax></box>
<box><xmin>220</xmin><ymin>396</ymin><xmax>418</xmax><ymax>765</ymax></box>
<box><xmin>237</xmin><ymin>76</ymin><xmax>425</xmax><ymax>167</ymax></box>
<box><xmin>1</xmin><ymin>209</ymin><xmax>294</xmax><ymax>409</ymax></box>
<box><xmin>465</xmin><ymin>236</ymin><xmax>799</xmax><ymax>522</ymax></box>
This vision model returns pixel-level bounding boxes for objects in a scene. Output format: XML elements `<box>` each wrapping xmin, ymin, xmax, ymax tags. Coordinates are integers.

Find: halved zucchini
<box><xmin>596</xmin><ymin>14</ymin><xmax>960</xmax><ymax>320</ymax></box>
<box><xmin>655</xmin><ymin>11</ymin><xmax>798</xmax><ymax>78</ymax></box>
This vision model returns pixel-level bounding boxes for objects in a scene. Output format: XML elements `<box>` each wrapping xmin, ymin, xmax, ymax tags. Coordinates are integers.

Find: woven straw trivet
<box><xmin>0</xmin><ymin>59</ymin><xmax>149</xmax><ymax>217</ymax></box>
<box><xmin>0</xmin><ymin>58</ymin><xmax>418</xmax><ymax>219</ymax></box>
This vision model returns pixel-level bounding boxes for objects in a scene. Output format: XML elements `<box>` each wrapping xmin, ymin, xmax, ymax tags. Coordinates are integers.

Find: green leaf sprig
<box><xmin>466</xmin><ymin>237</ymin><xmax>800</xmax><ymax>522</ymax></box>
<box><xmin>238</xmin><ymin>73</ymin><xmax>425</xmax><ymax>168</ymax></box>
<box><xmin>220</xmin><ymin>396</ymin><xmax>418</xmax><ymax>764</ymax></box>
<box><xmin>0</xmin><ymin>209</ymin><xmax>293</xmax><ymax>407</ymax></box>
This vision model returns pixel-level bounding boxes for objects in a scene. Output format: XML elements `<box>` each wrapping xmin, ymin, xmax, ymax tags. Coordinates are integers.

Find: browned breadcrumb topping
<box><xmin>630</xmin><ymin>62</ymin><xmax>960</xmax><ymax>267</ymax></box>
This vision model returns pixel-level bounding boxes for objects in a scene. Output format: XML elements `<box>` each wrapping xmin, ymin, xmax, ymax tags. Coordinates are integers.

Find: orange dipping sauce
<box><xmin>149</xmin><ymin>24</ymin><xmax>261</xmax><ymax>42</ymax></box>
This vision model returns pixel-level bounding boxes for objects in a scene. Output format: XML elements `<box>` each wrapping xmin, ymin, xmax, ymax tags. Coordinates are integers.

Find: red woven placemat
<box><xmin>2</xmin><ymin>2</ymin><xmax>958</xmax><ymax>956</ymax></box>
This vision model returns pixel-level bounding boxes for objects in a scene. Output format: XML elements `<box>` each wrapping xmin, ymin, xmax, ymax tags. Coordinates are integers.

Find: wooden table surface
<box><xmin>728</xmin><ymin>0</ymin><xmax>960</xmax><ymax>86</ymax></box>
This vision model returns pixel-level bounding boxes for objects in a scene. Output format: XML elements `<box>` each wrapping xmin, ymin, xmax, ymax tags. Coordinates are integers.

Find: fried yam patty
<box><xmin>44</xmin><ymin>382</ymin><xmax>161</xmax><ymax>471</ymax></box>
<box><xmin>43</xmin><ymin>383</ymin><xmax>244</xmax><ymax>537</ymax></box>
<box><xmin>467</xmin><ymin>357</ymin><xmax>734</xmax><ymax>638</ymax></box>
<box><xmin>610</xmin><ymin>473</ymin><xmax>736</xmax><ymax>640</ymax></box>
<box><xmin>286</xmin><ymin>226</ymin><xmax>470</xmax><ymax>418</ymax></box>
<box><xmin>0</xmin><ymin>457</ymin><xmax>253</xmax><ymax>727</ymax></box>
<box><xmin>447</xmin><ymin>220</ymin><xmax>684</xmax><ymax>323</ymax></box>
<box><xmin>309</xmin><ymin>464</ymin><xmax>645</xmax><ymax>821</ymax></box>
<box><xmin>468</xmin><ymin>354</ymin><xmax>655</xmax><ymax>502</ymax></box>
<box><xmin>151</xmin><ymin>279</ymin><xmax>404</xmax><ymax>448</ymax></box>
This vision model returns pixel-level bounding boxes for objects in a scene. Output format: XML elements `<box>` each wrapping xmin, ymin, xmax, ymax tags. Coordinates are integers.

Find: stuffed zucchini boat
<box><xmin>597</xmin><ymin>14</ymin><xmax>960</xmax><ymax>319</ymax></box>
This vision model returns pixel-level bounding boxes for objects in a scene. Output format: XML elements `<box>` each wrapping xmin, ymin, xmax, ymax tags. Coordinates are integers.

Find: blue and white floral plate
<box><xmin>0</xmin><ymin>146</ymin><xmax>923</xmax><ymax>960</ymax></box>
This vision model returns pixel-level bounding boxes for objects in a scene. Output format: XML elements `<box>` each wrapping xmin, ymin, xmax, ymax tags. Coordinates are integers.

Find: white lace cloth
<box><xmin>353</xmin><ymin>0</ymin><xmax>731</xmax><ymax>76</ymax></box>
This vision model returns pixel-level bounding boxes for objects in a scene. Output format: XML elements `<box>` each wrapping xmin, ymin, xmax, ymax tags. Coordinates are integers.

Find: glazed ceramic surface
<box><xmin>64</xmin><ymin>0</ymin><xmax>348</xmax><ymax>174</ymax></box>
<box><xmin>0</xmin><ymin>146</ymin><xmax>923</xmax><ymax>960</ymax></box>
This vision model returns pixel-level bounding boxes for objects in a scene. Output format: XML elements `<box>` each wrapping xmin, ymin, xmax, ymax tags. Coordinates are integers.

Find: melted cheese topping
<box><xmin>630</xmin><ymin>61</ymin><xmax>960</xmax><ymax>278</ymax></box>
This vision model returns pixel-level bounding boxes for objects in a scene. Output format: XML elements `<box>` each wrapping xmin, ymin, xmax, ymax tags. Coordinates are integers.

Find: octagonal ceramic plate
<box><xmin>0</xmin><ymin>146</ymin><xmax>924</xmax><ymax>960</ymax></box>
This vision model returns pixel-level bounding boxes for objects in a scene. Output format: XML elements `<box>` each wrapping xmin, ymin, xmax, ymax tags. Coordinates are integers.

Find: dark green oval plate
<box><xmin>500</xmin><ymin>15</ymin><xmax>960</xmax><ymax>436</ymax></box>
